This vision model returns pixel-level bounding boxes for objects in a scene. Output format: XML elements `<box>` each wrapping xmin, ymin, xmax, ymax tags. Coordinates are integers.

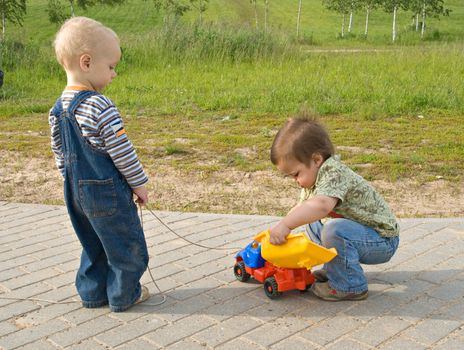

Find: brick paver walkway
<box><xmin>0</xmin><ymin>201</ymin><xmax>463</xmax><ymax>349</ymax></box>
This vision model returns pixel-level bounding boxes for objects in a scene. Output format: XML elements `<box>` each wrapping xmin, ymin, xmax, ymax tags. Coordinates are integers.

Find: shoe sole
<box><xmin>314</xmin><ymin>291</ymin><xmax>368</xmax><ymax>302</ymax></box>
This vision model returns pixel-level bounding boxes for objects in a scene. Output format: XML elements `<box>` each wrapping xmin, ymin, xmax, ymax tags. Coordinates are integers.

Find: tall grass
<box><xmin>0</xmin><ymin>22</ymin><xmax>293</xmax><ymax>113</ymax></box>
<box><xmin>122</xmin><ymin>22</ymin><xmax>292</xmax><ymax>65</ymax></box>
<box><xmin>85</xmin><ymin>38</ymin><xmax>464</xmax><ymax>117</ymax></box>
<box><xmin>1</xmin><ymin>22</ymin><xmax>463</xmax><ymax>119</ymax></box>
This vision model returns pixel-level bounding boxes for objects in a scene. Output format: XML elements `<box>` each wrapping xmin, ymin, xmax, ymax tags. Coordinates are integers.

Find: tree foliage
<box><xmin>47</xmin><ymin>0</ymin><xmax>67</xmax><ymax>24</ymax></box>
<box><xmin>322</xmin><ymin>0</ymin><xmax>451</xmax><ymax>41</ymax></box>
<box><xmin>189</xmin><ymin>0</ymin><xmax>209</xmax><ymax>22</ymax></box>
<box><xmin>381</xmin><ymin>0</ymin><xmax>409</xmax><ymax>13</ymax></box>
<box><xmin>47</xmin><ymin>0</ymin><xmax>126</xmax><ymax>24</ymax></box>
<box><xmin>322</xmin><ymin>0</ymin><xmax>351</xmax><ymax>15</ymax></box>
<box><xmin>152</xmin><ymin>0</ymin><xmax>190</xmax><ymax>18</ymax></box>
<box><xmin>0</xmin><ymin>0</ymin><xmax>27</xmax><ymax>32</ymax></box>
<box><xmin>409</xmin><ymin>0</ymin><xmax>450</xmax><ymax>18</ymax></box>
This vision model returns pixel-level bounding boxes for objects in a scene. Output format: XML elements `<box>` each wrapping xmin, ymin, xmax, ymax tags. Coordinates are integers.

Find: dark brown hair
<box><xmin>270</xmin><ymin>113</ymin><xmax>334</xmax><ymax>166</ymax></box>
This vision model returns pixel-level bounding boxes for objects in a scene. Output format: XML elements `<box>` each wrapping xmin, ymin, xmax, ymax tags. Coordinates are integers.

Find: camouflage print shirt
<box><xmin>300</xmin><ymin>156</ymin><xmax>399</xmax><ymax>238</ymax></box>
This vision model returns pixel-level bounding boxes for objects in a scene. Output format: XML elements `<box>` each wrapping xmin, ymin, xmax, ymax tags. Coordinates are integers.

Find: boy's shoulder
<box><xmin>82</xmin><ymin>93</ymin><xmax>116</xmax><ymax>112</ymax></box>
<box><xmin>320</xmin><ymin>155</ymin><xmax>348</xmax><ymax>174</ymax></box>
<box><xmin>59</xmin><ymin>90</ymin><xmax>116</xmax><ymax>110</ymax></box>
<box><xmin>49</xmin><ymin>91</ymin><xmax>117</xmax><ymax>119</ymax></box>
<box><xmin>319</xmin><ymin>155</ymin><xmax>365</xmax><ymax>184</ymax></box>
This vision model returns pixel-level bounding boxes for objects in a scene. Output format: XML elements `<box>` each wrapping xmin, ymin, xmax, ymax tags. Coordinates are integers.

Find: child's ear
<box><xmin>313</xmin><ymin>153</ymin><xmax>324</xmax><ymax>168</ymax></box>
<box><xmin>79</xmin><ymin>54</ymin><xmax>92</xmax><ymax>71</ymax></box>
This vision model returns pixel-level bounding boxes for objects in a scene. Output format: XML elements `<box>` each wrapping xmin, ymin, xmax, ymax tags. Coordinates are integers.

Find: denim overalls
<box><xmin>52</xmin><ymin>90</ymin><xmax>149</xmax><ymax>312</ymax></box>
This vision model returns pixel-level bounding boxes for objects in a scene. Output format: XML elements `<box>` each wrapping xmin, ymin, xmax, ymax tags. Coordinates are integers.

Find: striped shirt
<box><xmin>49</xmin><ymin>88</ymin><xmax>148</xmax><ymax>188</ymax></box>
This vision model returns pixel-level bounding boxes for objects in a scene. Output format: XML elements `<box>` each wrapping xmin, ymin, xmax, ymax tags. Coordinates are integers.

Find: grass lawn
<box><xmin>0</xmin><ymin>0</ymin><xmax>463</xmax><ymax>217</ymax></box>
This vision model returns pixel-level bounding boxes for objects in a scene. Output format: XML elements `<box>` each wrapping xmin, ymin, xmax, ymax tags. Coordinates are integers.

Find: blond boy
<box><xmin>49</xmin><ymin>17</ymin><xmax>150</xmax><ymax>312</ymax></box>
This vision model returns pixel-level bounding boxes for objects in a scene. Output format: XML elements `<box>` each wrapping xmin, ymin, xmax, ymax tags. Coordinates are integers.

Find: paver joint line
<box><xmin>0</xmin><ymin>202</ymin><xmax>463</xmax><ymax>349</ymax></box>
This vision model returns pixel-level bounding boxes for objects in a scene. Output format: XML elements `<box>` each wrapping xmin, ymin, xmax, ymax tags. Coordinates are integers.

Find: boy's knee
<box><xmin>321</xmin><ymin>219</ymin><xmax>346</xmax><ymax>246</ymax></box>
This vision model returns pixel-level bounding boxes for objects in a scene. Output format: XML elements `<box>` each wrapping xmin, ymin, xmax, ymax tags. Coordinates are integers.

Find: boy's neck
<box><xmin>65</xmin><ymin>71</ymin><xmax>93</xmax><ymax>91</ymax></box>
<box><xmin>65</xmin><ymin>85</ymin><xmax>92</xmax><ymax>91</ymax></box>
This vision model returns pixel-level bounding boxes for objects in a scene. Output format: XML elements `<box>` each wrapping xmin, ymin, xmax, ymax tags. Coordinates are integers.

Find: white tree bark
<box><xmin>392</xmin><ymin>5</ymin><xmax>397</xmax><ymax>42</ymax></box>
<box><xmin>364</xmin><ymin>7</ymin><xmax>370</xmax><ymax>37</ymax></box>
<box><xmin>0</xmin><ymin>12</ymin><xmax>3</xmax><ymax>69</ymax></box>
<box><xmin>199</xmin><ymin>0</ymin><xmax>203</xmax><ymax>25</ymax></box>
<box><xmin>341</xmin><ymin>14</ymin><xmax>345</xmax><ymax>37</ymax></box>
<box><xmin>415</xmin><ymin>13</ymin><xmax>419</xmax><ymax>31</ymax></box>
<box><xmin>421</xmin><ymin>2</ymin><xmax>426</xmax><ymax>37</ymax></box>
<box><xmin>254</xmin><ymin>1</ymin><xmax>258</xmax><ymax>30</ymax></box>
<box><xmin>70</xmin><ymin>0</ymin><xmax>75</xmax><ymax>16</ymax></box>
<box><xmin>2</xmin><ymin>13</ymin><xmax>5</xmax><ymax>40</ymax></box>
<box><xmin>348</xmin><ymin>11</ymin><xmax>353</xmax><ymax>33</ymax></box>
<box><xmin>264</xmin><ymin>0</ymin><xmax>268</xmax><ymax>33</ymax></box>
<box><xmin>296</xmin><ymin>0</ymin><xmax>302</xmax><ymax>38</ymax></box>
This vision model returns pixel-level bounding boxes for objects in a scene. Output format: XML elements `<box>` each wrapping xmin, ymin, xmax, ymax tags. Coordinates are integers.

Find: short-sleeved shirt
<box><xmin>300</xmin><ymin>156</ymin><xmax>399</xmax><ymax>238</ymax></box>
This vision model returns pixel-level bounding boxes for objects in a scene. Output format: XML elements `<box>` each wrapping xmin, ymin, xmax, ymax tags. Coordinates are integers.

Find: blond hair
<box><xmin>54</xmin><ymin>16</ymin><xmax>119</xmax><ymax>68</ymax></box>
<box><xmin>271</xmin><ymin>113</ymin><xmax>334</xmax><ymax>166</ymax></box>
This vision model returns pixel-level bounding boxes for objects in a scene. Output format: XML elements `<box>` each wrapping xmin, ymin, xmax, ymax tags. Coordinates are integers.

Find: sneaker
<box><xmin>311</xmin><ymin>282</ymin><xmax>368</xmax><ymax>301</ymax></box>
<box><xmin>135</xmin><ymin>285</ymin><xmax>151</xmax><ymax>305</ymax></box>
<box><xmin>313</xmin><ymin>269</ymin><xmax>328</xmax><ymax>282</ymax></box>
<box><xmin>110</xmin><ymin>286</ymin><xmax>151</xmax><ymax>312</ymax></box>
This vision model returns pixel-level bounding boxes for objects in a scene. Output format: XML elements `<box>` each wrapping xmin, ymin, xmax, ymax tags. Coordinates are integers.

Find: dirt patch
<box><xmin>336</xmin><ymin>146</ymin><xmax>375</xmax><ymax>154</ymax></box>
<box><xmin>234</xmin><ymin>146</ymin><xmax>257</xmax><ymax>158</ymax></box>
<box><xmin>0</xmin><ymin>151</ymin><xmax>64</xmax><ymax>204</ymax></box>
<box><xmin>372</xmin><ymin>179</ymin><xmax>464</xmax><ymax>217</ymax></box>
<box><xmin>1</xmin><ymin>151</ymin><xmax>463</xmax><ymax>217</ymax></box>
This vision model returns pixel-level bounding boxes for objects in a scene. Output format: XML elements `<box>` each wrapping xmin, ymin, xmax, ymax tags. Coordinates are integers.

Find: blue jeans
<box><xmin>52</xmin><ymin>91</ymin><xmax>149</xmax><ymax>312</ymax></box>
<box><xmin>305</xmin><ymin>219</ymin><xmax>399</xmax><ymax>293</ymax></box>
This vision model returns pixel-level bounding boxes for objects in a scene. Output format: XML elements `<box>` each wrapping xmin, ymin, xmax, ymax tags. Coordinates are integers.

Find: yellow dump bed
<box><xmin>254</xmin><ymin>230</ymin><xmax>337</xmax><ymax>270</ymax></box>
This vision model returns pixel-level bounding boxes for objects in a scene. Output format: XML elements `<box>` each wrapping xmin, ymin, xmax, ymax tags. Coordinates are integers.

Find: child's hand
<box><xmin>269</xmin><ymin>221</ymin><xmax>291</xmax><ymax>245</ymax></box>
<box><xmin>133</xmin><ymin>185</ymin><xmax>149</xmax><ymax>206</ymax></box>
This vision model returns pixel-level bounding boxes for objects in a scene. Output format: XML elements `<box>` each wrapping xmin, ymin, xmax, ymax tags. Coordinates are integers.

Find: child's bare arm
<box><xmin>269</xmin><ymin>195</ymin><xmax>338</xmax><ymax>245</ymax></box>
<box><xmin>133</xmin><ymin>185</ymin><xmax>149</xmax><ymax>206</ymax></box>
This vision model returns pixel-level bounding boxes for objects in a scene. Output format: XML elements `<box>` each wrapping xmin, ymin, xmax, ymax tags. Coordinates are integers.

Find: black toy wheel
<box><xmin>234</xmin><ymin>261</ymin><xmax>250</xmax><ymax>282</ymax></box>
<box><xmin>264</xmin><ymin>276</ymin><xmax>281</xmax><ymax>299</ymax></box>
<box><xmin>300</xmin><ymin>284</ymin><xmax>312</xmax><ymax>293</ymax></box>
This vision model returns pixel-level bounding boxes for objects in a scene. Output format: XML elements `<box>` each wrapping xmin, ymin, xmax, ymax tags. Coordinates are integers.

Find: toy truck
<box><xmin>234</xmin><ymin>230</ymin><xmax>337</xmax><ymax>299</ymax></box>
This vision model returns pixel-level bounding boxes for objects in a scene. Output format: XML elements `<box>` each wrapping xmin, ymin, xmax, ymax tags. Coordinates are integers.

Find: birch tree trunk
<box><xmin>421</xmin><ymin>3</ymin><xmax>426</xmax><ymax>37</ymax></box>
<box><xmin>415</xmin><ymin>13</ymin><xmax>419</xmax><ymax>31</ymax></box>
<box><xmin>348</xmin><ymin>11</ymin><xmax>353</xmax><ymax>33</ymax></box>
<box><xmin>264</xmin><ymin>0</ymin><xmax>268</xmax><ymax>33</ymax></box>
<box><xmin>1</xmin><ymin>12</ymin><xmax>3</xmax><ymax>72</ymax></box>
<box><xmin>70</xmin><ymin>0</ymin><xmax>75</xmax><ymax>16</ymax></box>
<box><xmin>296</xmin><ymin>0</ymin><xmax>302</xmax><ymax>38</ymax></box>
<box><xmin>2</xmin><ymin>13</ymin><xmax>5</xmax><ymax>40</ymax></box>
<box><xmin>254</xmin><ymin>1</ymin><xmax>258</xmax><ymax>30</ymax></box>
<box><xmin>341</xmin><ymin>14</ymin><xmax>345</xmax><ymax>38</ymax></box>
<box><xmin>365</xmin><ymin>7</ymin><xmax>370</xmax><ymax>37</ymax></box>
<box><xmin>0</xmin><ymin>12</ymin><xmax>3</xmax><ymax>74</ymax></box>
<box><xmin>392</xmin><ymin>5</ymin><xmax>397</xmax><ymax>42</ymax></box>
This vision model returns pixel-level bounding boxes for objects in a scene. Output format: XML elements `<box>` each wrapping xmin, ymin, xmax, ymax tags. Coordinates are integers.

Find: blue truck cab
<box><xmin>235</xmin><ymin>241</ymin><xmax>265</xmax><ymax>269</ymax></box>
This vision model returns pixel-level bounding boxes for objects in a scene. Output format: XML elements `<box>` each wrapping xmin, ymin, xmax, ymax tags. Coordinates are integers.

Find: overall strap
<box><xmin>68</xmin><ymin>90</ymin><xmax>100</xmax><ymax>116</ymax></box>
<box><xmin>51</xmin><ymin>97</ymin><xmax>63</xmax><ymax>118</ymax></box>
